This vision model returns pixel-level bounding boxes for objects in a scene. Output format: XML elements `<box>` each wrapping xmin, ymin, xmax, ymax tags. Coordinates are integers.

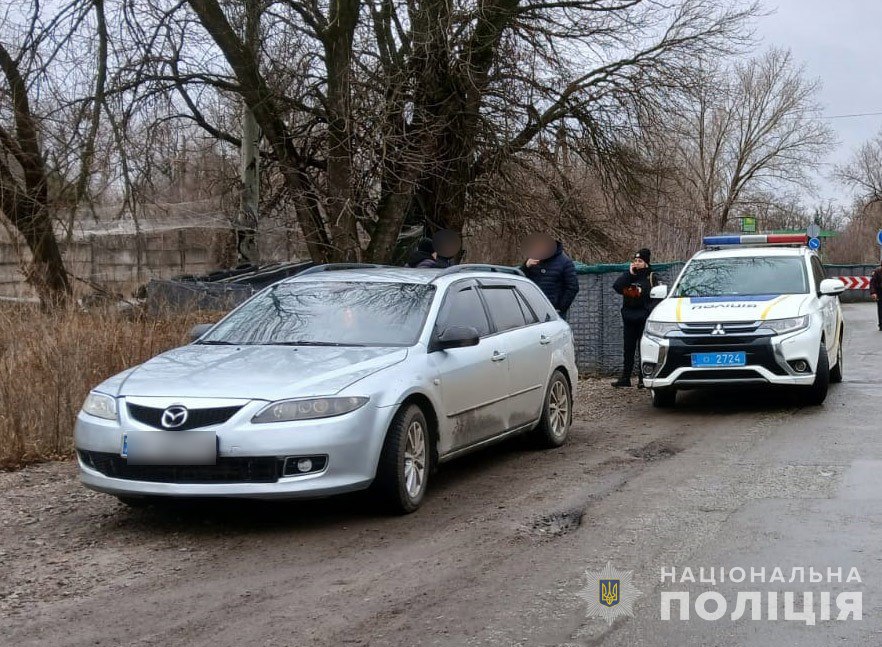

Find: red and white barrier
<box><xmin>836</xmin><ymin>276</ymin><xmax>871</xmax><ymax>290</ymax></box>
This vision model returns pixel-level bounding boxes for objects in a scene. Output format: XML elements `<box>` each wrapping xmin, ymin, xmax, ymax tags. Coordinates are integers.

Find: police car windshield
<box><xmin>674</xmin><ymin>257</ymin><xmax>809</xmax><ymax>298</ymax></box>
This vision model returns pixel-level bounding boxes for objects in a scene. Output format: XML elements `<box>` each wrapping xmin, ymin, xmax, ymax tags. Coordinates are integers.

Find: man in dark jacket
<box><xmin>406</xmin><ymin>238</ymin><xmax>435</xmax><ymax>268</ymax></box>
<box><xmin>406</xmin><ymin>231</ymin><xmax>459</xmax><ymax>269</ymax></box>
<box><xmin>612</xmin><ymin>248</ymin><xmax>658</xmax><ymax>388</ymax></box>
<box><xmin>520</xmin><ymin>235</ymin><xmax>580</xmax><ymax>317</ymax></box>
<box><xmin>871</xmin><ymin>262</ymin><xmax>882</xmax><ymax>331</ymax></box>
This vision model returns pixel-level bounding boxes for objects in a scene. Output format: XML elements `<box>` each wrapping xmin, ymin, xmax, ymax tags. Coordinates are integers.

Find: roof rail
<box><xmin>433</xmin><ymin>264</ymin><xmax>525</xmax><ymax>279</ymax></box>
<box><xmin>297</xmin><ymin>263</ymin><xmax>387</xmax><ymax>276</ymax></box>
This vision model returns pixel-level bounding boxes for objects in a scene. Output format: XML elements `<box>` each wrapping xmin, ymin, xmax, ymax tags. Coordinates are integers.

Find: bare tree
<box><xmin>117</xmin><ymin>0</ymin><xmax>759</xmax><ymax>263</ymax></box>
<box><xmin>664</xmin><ymin>49</ymin><xmax>835</xmax><ymax>231</ymax></box>
<box><xmin>836</xmin><ymin>130</ymin><xmax>882</xmax><ymax>203</ymax></box>
<box><xmin>0</xmin><ymin>38</ymin><xmax>71</xmax><ymax>304</ymax></box>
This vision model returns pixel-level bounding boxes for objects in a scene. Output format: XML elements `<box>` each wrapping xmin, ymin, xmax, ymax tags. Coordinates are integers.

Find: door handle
<box><xmin>491</xmin><ymin>351</ymin><xmax>507</xmax><ymax>362</ymax></box>
<box><xmin>540</xmin><ymin>335</ymin><xmax>551</xmax><ymax>345</ymax></box>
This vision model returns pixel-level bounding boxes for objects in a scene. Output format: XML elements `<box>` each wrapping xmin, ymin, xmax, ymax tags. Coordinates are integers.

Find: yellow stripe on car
<box><xmin>676</xmin><ymin>298</ymin><xmax>684</xmax><ymax>322</ymax></box>
<box><xmin>760</xmin><ymin>296</ymin><xmax>787</xmax><ymax>320</ymax></box>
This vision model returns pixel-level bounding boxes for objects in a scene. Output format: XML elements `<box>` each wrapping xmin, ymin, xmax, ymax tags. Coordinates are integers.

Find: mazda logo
<box><xmin>160</xmin><ymin>405</ymin><xmax>189</xmax><ymax>429</ymax></box>
<box><xmin>711</xmin><ymin>324</ymin><xmax>726</xmax><ymax>336</ymax></box>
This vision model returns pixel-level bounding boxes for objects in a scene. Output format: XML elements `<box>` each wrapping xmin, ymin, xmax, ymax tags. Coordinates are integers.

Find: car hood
<box><xmin>651</xmin><ymin>294</ymin><xmax>813</xmax><ymax>323</ymax></box>
<box><xmin>99</xmin><ymin>345</ymin><xmax>409</xmax><ymax>400</ymax></box>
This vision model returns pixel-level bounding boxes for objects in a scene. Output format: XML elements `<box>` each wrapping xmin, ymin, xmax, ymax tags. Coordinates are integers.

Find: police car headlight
<box><xmin>81</xmin><ymin>391</ymin><xmax>118</xmax><ymax>421</ymax></box>
<box><xmin>645</xmin><ymin>321</ymin><xmax>679</xmax><ymax>338</ymax></box>
<box><xmin>763</xmin><ymin>315</ymin><xmax>810</xmax><ymax>335</ymax></box>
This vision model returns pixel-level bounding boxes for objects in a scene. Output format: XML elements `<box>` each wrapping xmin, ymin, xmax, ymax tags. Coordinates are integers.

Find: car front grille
<box><xmin>127</xmin><ymin>404</ymin><xmax>243</xmax><ymax>431</ymax></box>
<box><xmin>657</xmin><ymin>337</ymin><xmax>787</xmax><ymax>379</ymax></box>
<box><xmin>78</xmin><ymin>450</ymin><xmax>283</xmax><ymax>483</ymax></box>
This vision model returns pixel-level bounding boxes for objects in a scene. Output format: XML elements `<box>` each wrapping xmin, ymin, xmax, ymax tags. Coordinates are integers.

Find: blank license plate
<box><xmin>122</xmin><ymin>429</ymin><xmax>216</xmax><ymax>465</ymax></box>
<box><xmin>691</xmin><ymin>351</ymin><xmax>747</xmax><ymax>368</ymax></box>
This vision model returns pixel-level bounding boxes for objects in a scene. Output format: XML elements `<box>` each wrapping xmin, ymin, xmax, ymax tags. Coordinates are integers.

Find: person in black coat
<box><xmin>406</xmin><ymin>238</ymin><xmax>436</xmax><ymax>268</ymax></box>
<box><xmin>612</xmin><ymin>247</ymin><xmax>658</xmax><ymax>388</ymax></box>
<box><xmin>520</xmin><ymin>235</ymin><xmax>580</xmax><ymax>317</ymax></box>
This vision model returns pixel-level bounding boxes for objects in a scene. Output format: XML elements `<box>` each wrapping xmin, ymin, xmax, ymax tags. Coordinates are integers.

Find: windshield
<box><xmin>673</xmin><ymin>257</ymin><xmax>809</xmax><ymax>298</ymax></box>
<box><xmin>201</xmin><ymin>281</ymin><xmax>436</xmax><ymax>347</ymax></box>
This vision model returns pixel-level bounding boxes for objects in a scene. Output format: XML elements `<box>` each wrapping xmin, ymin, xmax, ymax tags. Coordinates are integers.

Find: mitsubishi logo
<box><xmin>711</xmin><ymin>323</ymin><xmax>727</xmax><ymax>336</ymax></box>
<box><xmin>160</xmin><ymin>405</ymin><xmax>189</xmax><ymax>429</ymax></box>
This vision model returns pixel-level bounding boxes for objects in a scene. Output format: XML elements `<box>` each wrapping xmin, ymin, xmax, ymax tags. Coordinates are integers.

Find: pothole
<box><xmin>528</xmin><ymin>507</ymin><xmax>585</xmax><ymax>539</ymax></box>
<box><xmin>626</xmin><ymin>440</ymin><xmax>680</xmax><ymax>462</ymax></box>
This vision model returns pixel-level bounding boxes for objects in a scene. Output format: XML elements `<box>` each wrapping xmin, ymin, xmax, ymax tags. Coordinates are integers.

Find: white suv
<box><xmin>640</xmin><ymin>236</ymin><xmax>845</xmax><ymax>408</ymax></box>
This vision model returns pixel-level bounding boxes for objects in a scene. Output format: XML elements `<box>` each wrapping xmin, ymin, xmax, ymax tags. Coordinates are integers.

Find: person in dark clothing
<box><xmin>611</xmin><ymin>248</ymin><xmax>658</xmax><ymax>388</ymax></box>
<box><xmin>406</xmin><ymin>231</ymin><xmax>460</xmax><ymax>269</ymax></box>
<box><xmin>871</xmin><ymin>262</ymin><xmax>882</xmax><ymax>331</ymax></box>
<box><xmin>520</xmin><ymin>234</ymin><xmax>580</xmax><ymax>317</ymax></box>
<box><xmin>406</xmin><ymin>238</ymin><xmax>436</xmax><ymax>268</ymax></box>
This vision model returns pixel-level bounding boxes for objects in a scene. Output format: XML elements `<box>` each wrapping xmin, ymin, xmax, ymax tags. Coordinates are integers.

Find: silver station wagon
<box><xmin>75</xmin><ymin>265</ymin><xmax>578</xmax><ymax>513</ymax></box>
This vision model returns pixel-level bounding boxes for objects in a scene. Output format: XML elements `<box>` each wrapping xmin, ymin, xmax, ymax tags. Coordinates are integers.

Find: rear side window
<box><xmin>437</xmin><ymin>285</ymin><xmax>491</xmax><ymax>337</ymax></box>
<box><xmin>481</xmin><ymin>287</ymin><xmax>527</xmax><ymax>332</ymax></box>
<box><xmin>517</xmin><ymin>282</ymin><xmax>557</xmax><ymax>322</ymax></box>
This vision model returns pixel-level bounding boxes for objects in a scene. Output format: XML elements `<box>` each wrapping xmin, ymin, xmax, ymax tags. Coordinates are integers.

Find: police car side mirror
<box><xmin>650</xmin><ymin>285</ymin><xmax>668</xmax><ymax>299</ymax></box>
<box><xmin>819</xmin><ymin>279</ymin><xmax>846</xmax><ymax>296</ymax></box>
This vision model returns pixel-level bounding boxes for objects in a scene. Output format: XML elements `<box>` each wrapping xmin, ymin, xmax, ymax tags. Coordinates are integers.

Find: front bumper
<box><xmin>74</xmin><ymin>401</ymin><xmax>394</xmax><ymax>499</ymax></box>
<box><xmin>640</xmin><ymin>326</ymin><xmax>820</xmax><ymax>389</ymax></box>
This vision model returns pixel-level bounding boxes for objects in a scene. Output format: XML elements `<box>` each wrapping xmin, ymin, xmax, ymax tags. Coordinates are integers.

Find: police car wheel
<box><xmin>532</xmin><ymin>371</ymin><xmax>572</xmax><ymax>448</ymax></box>
<box><xmin>829</xmin><ymin>335</ymin><xmax>843</xmax><ymax>384</ymax></box>
<box><xmin>800</xmin><ymin>342</ymin><xmax>830</xmax><ymax>406</ymax></box>
<box><xmin>651</xmin><ymin>387</ymin><xmax>676</xmax><ymax>408</ymax></box>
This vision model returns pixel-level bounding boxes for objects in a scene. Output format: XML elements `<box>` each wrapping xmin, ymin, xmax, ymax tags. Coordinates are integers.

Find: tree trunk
<box><xmin>0</xmin><ymin>42</ymin><xmax>70</xmax><ymax>306</ymax></box>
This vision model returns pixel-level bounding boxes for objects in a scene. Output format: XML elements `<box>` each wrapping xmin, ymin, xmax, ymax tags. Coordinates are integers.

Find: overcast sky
<box><xmin>757</xmin><ymin>0</ymin><xmax>882</xmax><ymax>207</ymax></box>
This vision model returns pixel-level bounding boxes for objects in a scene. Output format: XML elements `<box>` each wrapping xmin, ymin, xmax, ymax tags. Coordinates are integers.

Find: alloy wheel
<box><xmin>548</xmin><ymin>380</ymin><xmax>570</xmax><ymax>438</ymax></box>
<box><xmin>403</xmin><ymin>421</ymin><xmax>426</xmax><ymax>499</ymax></box>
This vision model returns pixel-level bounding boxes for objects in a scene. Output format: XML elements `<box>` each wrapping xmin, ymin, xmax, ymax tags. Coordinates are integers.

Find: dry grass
<box><xmin>0</xmin><ymin>303</ymin><xmax>219</xmax><ymax>469</ymax></box>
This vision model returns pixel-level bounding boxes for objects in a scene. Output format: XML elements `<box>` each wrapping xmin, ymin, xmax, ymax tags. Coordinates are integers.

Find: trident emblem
<box><xmin>600</xmin><ymin>579</ymin><xmax>620</xmax><ymax>607</ymax></box>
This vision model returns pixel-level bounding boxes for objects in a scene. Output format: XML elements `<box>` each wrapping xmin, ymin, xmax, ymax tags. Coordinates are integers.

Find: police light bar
<box><xmin>702</xmin><ymin>234</ymin><xmax>808</xmax><ymax>247</ymax></box>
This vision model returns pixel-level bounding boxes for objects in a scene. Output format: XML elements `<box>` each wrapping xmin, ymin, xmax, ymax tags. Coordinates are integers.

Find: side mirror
<box><xmin>650</xmin><ymin>285</ymin><xmax>669</xmax><ymax>299</ymax></box>
<box><xmin>189</xmin><ymin>323</ymin><xmax>215</xmax><ymax>342</ymax></box>
<box><xmin>819</xmin><ymin>278</ymin><xmax>846</xmax><ymax>296</ymax></box>
<box><xmin>431</xmin><ymin>326</ymin><xmax>480</xmax><ymax>352</ymax></box>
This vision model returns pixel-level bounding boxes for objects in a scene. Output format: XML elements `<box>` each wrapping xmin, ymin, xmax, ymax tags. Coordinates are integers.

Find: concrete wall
<box><xmin>0</xmin><ymin>229</ymin><xmax>220</xmax><ymax>299</ymax></box>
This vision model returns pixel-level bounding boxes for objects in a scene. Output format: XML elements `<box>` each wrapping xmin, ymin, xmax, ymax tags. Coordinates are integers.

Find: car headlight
<box><xmin>644</xmin><ymin>321</ymin><xmax>679</xmax><ymax>338</ymax></box>
<box><xmin>81</xmin><ymin>391</ymin><xmax>118</xmax><ymax>421</ymax></box>
<box><xmin>251</xmin><ymin>397</ymin><xmax>369</xmax><ymax>423</ymax></box>
<box><xmin>762</xmin><ymin>315</ymin><xmax>810</xmax><ymax>335</ymax></box>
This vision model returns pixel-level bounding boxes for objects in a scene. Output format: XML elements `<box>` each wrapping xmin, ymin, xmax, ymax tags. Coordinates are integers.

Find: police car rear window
<box><xmin>674</xmin><ymin>257</ymin><xmax>809</xmax><ymax>297</ymax></box>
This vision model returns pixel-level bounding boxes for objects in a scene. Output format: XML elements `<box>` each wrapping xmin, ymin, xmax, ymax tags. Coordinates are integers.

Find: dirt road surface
<box><xmin>2</xmin><ymin>303</ymin><xmax>881</xmax><ymax>646</ymax></box>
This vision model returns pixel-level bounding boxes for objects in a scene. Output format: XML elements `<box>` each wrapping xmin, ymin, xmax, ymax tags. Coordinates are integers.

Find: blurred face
<box><xmin>524</xmin><ymin>233</ymin><xmax>556</xmax><ymax>260</ymax></box>
<box><xmin>433</xmin><ymin>230</ymin><xmax>462</xmax><ymax>258</ymax></box>
<box><xmin>632</xmin><ymin>257</ymin><xmax>647</xmax><ymax>270</ymax></box>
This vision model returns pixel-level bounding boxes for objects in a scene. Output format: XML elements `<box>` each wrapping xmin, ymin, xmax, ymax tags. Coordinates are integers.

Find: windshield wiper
<box><xmin>270</xmin><ymin>341</ymin><xmax>367</xmax><ymax>347</ymax></box>
<box><xmin>195</xmin><ymin>340</ymin><xmax>239</xmax><ymax>345</ymax></box>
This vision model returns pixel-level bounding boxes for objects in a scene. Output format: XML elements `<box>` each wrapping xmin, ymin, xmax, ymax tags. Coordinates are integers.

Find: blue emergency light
<box><xmin>702</xmin><ymin>233</ymin><xmax>808</xmax><ymax>247</ymax></box>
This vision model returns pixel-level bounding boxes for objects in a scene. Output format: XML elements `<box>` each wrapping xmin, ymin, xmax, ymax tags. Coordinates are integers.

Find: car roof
<box><xmin>281</xmin><ymin>265</ymin><xmax>527</xmax><ymax>286</ymax></box>
<box><xmin>690</xmin><ymin>246</ymin><xmax>812</xmax><ymax>260</ymax></box>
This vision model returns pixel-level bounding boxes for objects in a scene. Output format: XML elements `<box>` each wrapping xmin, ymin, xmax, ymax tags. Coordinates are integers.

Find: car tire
<box><xmin>651</xmin><ymin>387</ymin><xmax>677</xmax><ymax>408</ymax></box>
<box><xmin>531</xmin><ymin>370</ymin><xmax>572</xmax><ymax>448</ymax></box>
<box><xmin>800</xmin><ymin>342</ymin><xmax>830</xmax><ymax>406</ymax></box>
<box><xmin>829</xmin><ymin>334</ymin><xmax>843</xmax><ymax>384</ymax></box>
<box><xmin>375</xmin><ymin>404</ymin><xmax>431</xmax><ymax>514</ymax></box>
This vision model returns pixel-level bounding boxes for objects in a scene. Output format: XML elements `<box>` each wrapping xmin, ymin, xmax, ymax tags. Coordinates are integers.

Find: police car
<box><xmin>640</xmin><ymin>234</ymin><xmax>845</xmax><ymax>408</ymax></box>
